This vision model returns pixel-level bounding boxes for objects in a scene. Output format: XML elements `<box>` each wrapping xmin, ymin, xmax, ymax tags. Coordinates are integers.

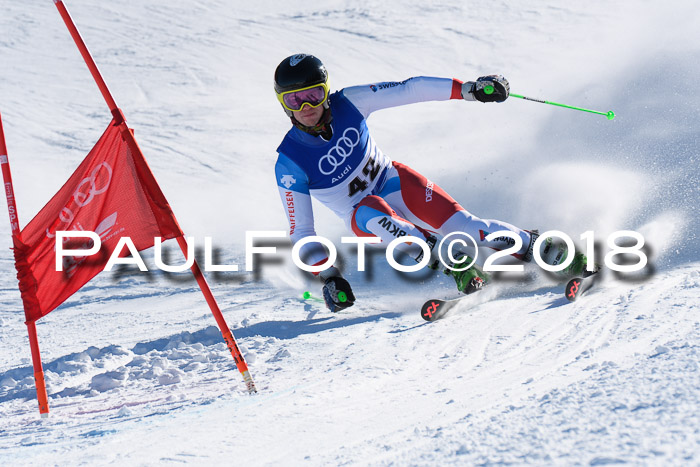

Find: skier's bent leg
<box><xmin>384</xmin><ymin>161</ymin><xmax>533</xmax><ymax>259</ymax></box>
<box><xmin>438</xmin><ymin>211</ymin><xmax>532</xmax><ymax>259</ymax></box>
<box><xmin>351</xmin><ymin>195</ymin><xmax>432</xmax><ymax>260</ymax></box>
<box><xmin>378</xmin><ymin>162</ymin><xmax>587</xmax><ymax>279</ymax></box>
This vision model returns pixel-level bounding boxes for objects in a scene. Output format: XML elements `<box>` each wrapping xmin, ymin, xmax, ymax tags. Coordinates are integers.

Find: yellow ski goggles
<box><xmin>276</xmin><ymin>82</ymin><xmax>329</xmax><ymax>112</ymax></box>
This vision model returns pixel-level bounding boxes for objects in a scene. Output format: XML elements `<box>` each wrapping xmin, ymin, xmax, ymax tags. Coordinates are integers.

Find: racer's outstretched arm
<box><xmin>342</xmin><ymin>75</ymin><xmax>509</xmax><ymax>118</ymax></box>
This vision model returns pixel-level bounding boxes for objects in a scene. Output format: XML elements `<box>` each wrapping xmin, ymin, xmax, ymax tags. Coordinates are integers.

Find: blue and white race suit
<box><xmin>274</xmin><ymin>76</ymin><xmax>530</xmax><ymax>267</ymax></box>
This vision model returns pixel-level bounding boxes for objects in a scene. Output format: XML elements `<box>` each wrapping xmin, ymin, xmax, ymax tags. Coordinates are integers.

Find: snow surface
<box><xmin>1</xmin><ymin>0</ymin><xmax>699</xmax><ymax>465</ymax></box>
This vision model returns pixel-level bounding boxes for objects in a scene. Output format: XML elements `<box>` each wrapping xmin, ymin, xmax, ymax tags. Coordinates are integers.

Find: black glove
<box><xmin>320</xmin><ymin>270</ymin><xmax>356</xmax><ymax>312</ymax></box>
<box><xmin>469</xmin><ymin>75</ymin><xmax>510</xmax><ymax>103</ymax></box>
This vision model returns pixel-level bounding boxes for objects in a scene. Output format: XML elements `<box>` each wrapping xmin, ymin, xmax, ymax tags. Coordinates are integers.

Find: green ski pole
<box><xmin>302</xmin><ymin>291</ymin><xmax>323</xmax><ymax>302</ymax></box>
<box><xmin>303</xmin><ymin>291</ymin><xmax>347</xmax><ymax>303</ymax></box>
<box><xmin>483</xmin><ymin>86</ymin><xmax>615</xmax><ymax>120</ymax></box>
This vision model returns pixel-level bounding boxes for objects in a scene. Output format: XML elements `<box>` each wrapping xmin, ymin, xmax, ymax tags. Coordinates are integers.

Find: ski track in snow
<box><xmin>0</xmin><ymin>264</ymin><xmax>698</xmax><ymax>464</ymax></box>
<box><xmin>1</xmin><ymin>0</ymin><xmax>699</xmax><ymax>465</ymax></box>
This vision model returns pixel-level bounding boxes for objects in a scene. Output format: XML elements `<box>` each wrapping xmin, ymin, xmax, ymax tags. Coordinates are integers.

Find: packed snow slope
<box><xmin>1</xmin><ymin>0</ymin><xmax>699</xmax><ymax>465</ymax></box>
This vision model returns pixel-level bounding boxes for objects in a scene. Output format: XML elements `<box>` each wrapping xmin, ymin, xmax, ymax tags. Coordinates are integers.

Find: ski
<box><xmin>564</xmin><ymin>270</ymin><xmax>601</xmax><ymax>301</ymax></box>
<box><xmin>420</xmin><ymin>296</ymin><xmax>467</xmax><ymax>321</ymax></box>
<box><xmin>421</xmin><ymin>276</ymin><xmax>494</xmax><ymax>321</ymax></box>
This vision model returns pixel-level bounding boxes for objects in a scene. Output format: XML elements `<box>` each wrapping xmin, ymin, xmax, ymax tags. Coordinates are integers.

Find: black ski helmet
<box><xmin>274</xmin><ymin>54</ymin><xmax>329</xmax><ymax>116</ymax></box>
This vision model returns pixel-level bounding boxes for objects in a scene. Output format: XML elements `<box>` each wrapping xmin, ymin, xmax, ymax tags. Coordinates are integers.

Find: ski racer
<box><xmin>273</xmin><ymin>54</ymin><xmax>587</xmax><ymax>312</ymax></box>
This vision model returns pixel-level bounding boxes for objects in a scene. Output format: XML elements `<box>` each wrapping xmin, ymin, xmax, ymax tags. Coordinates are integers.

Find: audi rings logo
<box><xmin>318</xmin><ymin>127</ymin><xmax>360</xmax><ymax>175</ymax></box>
<box><xmin>45</xmin><ymin>162</ymin><xmax>114</xmax><ymax>239</ymax></box>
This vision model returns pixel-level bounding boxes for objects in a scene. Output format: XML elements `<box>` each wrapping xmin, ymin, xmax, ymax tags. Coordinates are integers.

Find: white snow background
<box><xmin>1</xmin><ymin>0</ymin><xmax>699</xmax><ymax>465</ymax></box>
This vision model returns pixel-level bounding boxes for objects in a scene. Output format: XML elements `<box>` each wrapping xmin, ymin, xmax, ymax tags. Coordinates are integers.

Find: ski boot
<box><xmin>531</xmin><ymin>233</ymin><xmax>599</xmax><ymax>279</ymax></box>
<box><xmin>417</xmin><ymin>235</ymin><xmax>489</xmax><ymax>295</ymax></box>
<box><xmin>444</xmin><ymin>254</ymin><xmax>490</xmax><ymax>295</ymax></box>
